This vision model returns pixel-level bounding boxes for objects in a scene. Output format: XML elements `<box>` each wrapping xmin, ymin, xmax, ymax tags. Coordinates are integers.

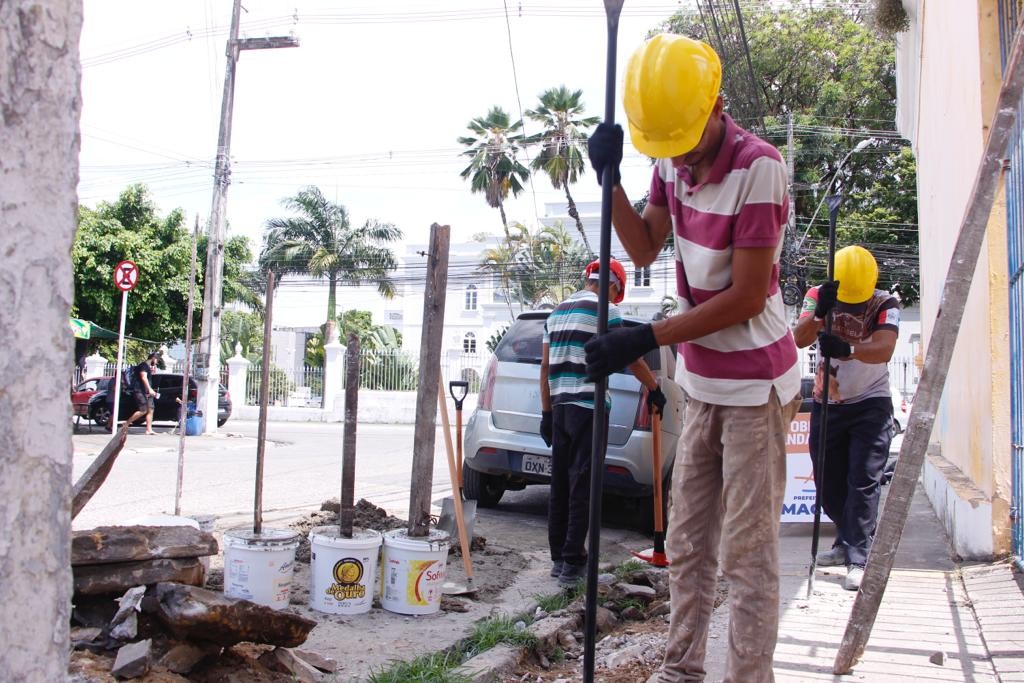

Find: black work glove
<box><xmin>814</xmin><ymin>280</ymin><xmax>839</xmax><ymax>319</ymax></box>
<box><xmin>584</xmin><ymin>324</ymin><xmax>659</xmax><ymax>382</ymax></box>
<box><xmin>587</xmin><ymin>122</ymin><xmax>623</xmax><ymax>187</ymax></box>
<box><xmin>817</xmin><ymin>332</ymin><xmax>851</xmax><ymax>359</ymax></box>
<box><xmin>539</xmin><ymin>411</ymin><xmax>553</xmax><ymax>447</ymax></box>
<box><xmin>646</xmin><ymin>386</ymin><xmax>667</xmax><ymax>417</ymax></box>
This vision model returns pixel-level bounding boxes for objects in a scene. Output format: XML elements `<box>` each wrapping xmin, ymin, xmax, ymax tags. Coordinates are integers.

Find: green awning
<box><xmin>69</xmin><ymin>319</ymin><xmax>119</xmax><ymax>341</ymax></box>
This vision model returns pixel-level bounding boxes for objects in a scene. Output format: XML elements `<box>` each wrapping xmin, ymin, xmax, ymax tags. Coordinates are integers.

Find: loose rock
<box><xmin>111</xmin><ymin>638</ymin><xmax>151</xmax><ymax>679</ymax></box>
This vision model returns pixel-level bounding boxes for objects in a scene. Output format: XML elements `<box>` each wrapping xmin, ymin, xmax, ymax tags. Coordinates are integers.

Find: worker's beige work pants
<box><xmin>652</xmin><ymin>388</ymin><xmax>799</xmax><ymax>683</ymax></box>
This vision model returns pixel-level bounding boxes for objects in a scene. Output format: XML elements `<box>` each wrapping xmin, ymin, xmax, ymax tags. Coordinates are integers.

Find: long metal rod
<box><xmin>584</xmin><ymin>2</ymin><xmax>624</xmax><ymax>681</ymax></box>
<box><xmin>254</xmin><ymin>270</ymin><xmax>275</xmax><ymax>534</ymax></box>
<box><xmin>806</xmin><ymin>195</ymin><xmax>841</xmax><ymax>599</ymax></box>
<box><xmin>174</xmin><ymin>217</ymin><xmax>200</xmax><ymax>515</ymax></box>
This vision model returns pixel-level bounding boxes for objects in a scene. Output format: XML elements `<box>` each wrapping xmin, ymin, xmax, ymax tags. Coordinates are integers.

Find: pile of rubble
<box><xmin>68</xmin><ymin>525</ymin><xmax>321</xmax><ymax>681</ymax></box>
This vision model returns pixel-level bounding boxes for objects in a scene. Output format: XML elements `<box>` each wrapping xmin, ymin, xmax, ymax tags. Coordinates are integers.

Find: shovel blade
<box><xmin>437</xmin><ymin>497</ymin><xmax>477</xmax><ymax>543</ymax></box>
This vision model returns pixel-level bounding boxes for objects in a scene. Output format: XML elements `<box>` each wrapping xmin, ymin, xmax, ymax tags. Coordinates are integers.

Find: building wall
<box><xmin>897</xmin><ymin>0</ymin><xmax>1012</xmax><ymax>556</ymax></box>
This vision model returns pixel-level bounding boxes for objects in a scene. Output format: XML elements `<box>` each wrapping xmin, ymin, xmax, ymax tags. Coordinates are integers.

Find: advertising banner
<box><xmin>782</xmin><ymin>412</ymin><xmax>831</xmax><ymax>523</ymax></box>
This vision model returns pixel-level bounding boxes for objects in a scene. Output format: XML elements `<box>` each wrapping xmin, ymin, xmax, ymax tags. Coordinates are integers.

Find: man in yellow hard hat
<box><xmin>793</xmin><ymin>246</ymin><xmax>900</xmax><ymax>592</ymax></box>
<box><xmin>584</xmin><ymin>33</ymin><xmax>801</xmax><ymax>683</ymax></box>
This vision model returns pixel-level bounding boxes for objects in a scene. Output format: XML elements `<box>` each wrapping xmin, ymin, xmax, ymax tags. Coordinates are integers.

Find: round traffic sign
<box><xmin>114</xmin><ymin>260</ymin><xmax>139</xmax><ymax>292</ymax></box>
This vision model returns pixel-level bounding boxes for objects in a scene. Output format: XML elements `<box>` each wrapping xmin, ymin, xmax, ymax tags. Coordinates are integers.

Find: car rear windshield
<box><xmin>494</xmin><ymin>312</ymin><xmax>660</xmax><ymax>372</ymax></box>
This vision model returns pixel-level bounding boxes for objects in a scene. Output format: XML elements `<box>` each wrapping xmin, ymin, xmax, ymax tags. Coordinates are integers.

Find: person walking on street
<box><xmin>584</xmin><ymin>34</ymin><xmax>801</xmax><ymax>682</ymax></box>
<box><xmin>540</xmin><ymin>258</ymin><xmax>665</xmax><ymax>587</ymax></box>
<box><xmin>793</xmin><ymin>245</ymin><xmax>900</xmax><ymax>591</ymax></box>
<box><xmin>126</xmin><ymin>351</ymin><xmax>160</xmax><ymax>434</ymax></box>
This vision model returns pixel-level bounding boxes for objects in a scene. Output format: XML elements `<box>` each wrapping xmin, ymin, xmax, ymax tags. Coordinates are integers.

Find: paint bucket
<box><xmin>309</xmin><ymin>526</ymin><xmax>382</xmax><ymax>615</ymax></box>
<box><xmin>185</xmin><ymin>413</ymin><xmax>204</xmax><ymax>436</ymax></box>
<box><xmin>380</xmin><ymin>528</ymin><xmax>450</xmax><ymax>615</ymax></box>
<box><xmin>223</xmin><ymin>527</ymin><xmax>299</xmax><ymax>610</ymax></box>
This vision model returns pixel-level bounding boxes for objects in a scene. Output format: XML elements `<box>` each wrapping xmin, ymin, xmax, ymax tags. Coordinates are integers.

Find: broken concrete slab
<box><xmin>109</xmin><ymin>586</ymin><xmax>146</xmax><ymax>640</ymax></box>
<box><xmin>293</xmin><ymin>648</ymin><xmax>338</xmax><ymax>673</ymax></box>
<box><xmin>148</xmin><ymin>583</ymin><xmax>316</xmax><ymax>648</ymax></box>
<box><xmin>74</xmin><ymin>558</ymin><xmax>204</xmax><ymax>595</ymax></box>
<box><xmin>267</xmin><ymin>647</ymin><xmax>327</xmax><ymax>682</ymax></box>
<box><xmin>452</xmin><ymin>643</ymin><xmax>522</xmax><ymax>683</ymax></box>
<box><xmin>159</xmin><ymin>642</ymin><xmax>221</xmax><ymax>675</ymax></box>
<box><xmin>111</xmin><ymin>638</ymin><xmax>151</xmax><ymax>679</ymax></box>
<box><xmin>617</xmin><ymin>582</ymin><xmax>658</xmax><ymax>603</ymax></box>
<box><xmin>72</xmin><ymin>526</ymin><xmax>217</xmax><ymax>565</ymax></box>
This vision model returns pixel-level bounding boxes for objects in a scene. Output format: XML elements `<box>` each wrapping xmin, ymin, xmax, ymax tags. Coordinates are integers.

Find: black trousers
<box><xmin>548</xmin><ymin>403</ymin><xmax>606</xmax><ymax>566</ymax></box>
<box><xmin>809</xmin><ymin>397</ymin><xmax>893</xmax><ymax>567</ymax></box>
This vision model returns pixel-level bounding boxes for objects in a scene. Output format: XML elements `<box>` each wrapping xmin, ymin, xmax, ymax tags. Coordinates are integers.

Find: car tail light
<box><xmin>189</xmin><ymin>387</ymin><xmax>197</xmax><ymax>401</ymax></box>
<box><xmin>477</xmin><ymin>357</ymin><xmax>497</xmax><ymax>411</ymax></box>
<box><xmin>633</xmin><ymin>387</ymin><xmax>653</xmax><ymax>431</ymax></box>
<box><xmin>607</xmin><ymin>465</ymin><xmax>630</xmax><ymax>477</ymax></box>
<box><xmin>477</xmin><ymin>447</ymin><xmax>498</xmax><ymax>457</ymax></box>
<box><xmin>224</xmin><ymin>389</ymin><xmax>231</xmax><ymax>402</ymax></box>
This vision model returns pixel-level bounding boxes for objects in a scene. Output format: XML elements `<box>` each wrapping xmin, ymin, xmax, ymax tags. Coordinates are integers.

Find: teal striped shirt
<box><xmin>543</xmin><ymin>290</ymin><xmax>622</xmax><ymax>410</ymax></box>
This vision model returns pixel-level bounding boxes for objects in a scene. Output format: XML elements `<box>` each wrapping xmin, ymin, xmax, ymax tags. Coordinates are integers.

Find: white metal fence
<box><xmin>803</xmin><ymin>352</ymin><xmax>920</xmax><ymax>399</ymax></box>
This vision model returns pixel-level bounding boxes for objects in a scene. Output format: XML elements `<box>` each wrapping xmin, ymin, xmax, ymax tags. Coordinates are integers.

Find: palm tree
<box><xmin>458</xmin><ymin>106</ymin><xmax>530</xmax><ymax>236</ymax></box>
<box><xmin>259</xmin><ymin>186</ymin><xmax>402</xmax><ymax>329</ymax></box>
<box><xmin>525</xmin><ymin>86</ymin><xmax>600</xmax><ymax>256</ymax></box>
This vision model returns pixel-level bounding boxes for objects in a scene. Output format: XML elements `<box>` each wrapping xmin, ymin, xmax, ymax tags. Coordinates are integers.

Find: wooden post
<box><xmin>339</xmin><ymin>333</ymin><xmax>359</xmax><ymax>538</ymax></box>
<box><xmin>407</xmin><ymin>224</ymin><xmax>450</xmax><ymax>537</ymax></box>
<box><xmin>72</xmin><ymin>424</ymin><xmax>129</xmax><ymax>520</ymax></box>
<box><xmin>254</xmin><ymin>271</ymin><xmax>275</xmax><ymax>535</ymax></box>
<box><xmin>833</xmin><ymin>28</ymin><xmax>1024</xmax><ymax>674</ymax></box>
<box><xmin>174</xmin><ymin>217</ymin><xmax>200</xmax><ymax>515</ymax></box>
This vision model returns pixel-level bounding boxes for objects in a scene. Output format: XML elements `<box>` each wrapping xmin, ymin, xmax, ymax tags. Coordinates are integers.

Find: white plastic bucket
<box><xmin>380</xmin><ymin>528</ymin><xmax>450</xmax><ymax>615</ymax></box>
<box><xmin>223</xmin><ymin>527</ymin><xmax>299</xmax><ymax>610</ymax></box>
<box><xmin>309</xmin><ymin>526</ymin><xmax>382</xmax><ymax>615</ymax></box>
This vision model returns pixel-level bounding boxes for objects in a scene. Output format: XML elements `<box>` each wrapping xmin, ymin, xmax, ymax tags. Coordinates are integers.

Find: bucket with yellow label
<box><xmin>380</xmin><ymin>528</ymin><xmax>450</xmax><ymax>615</ymax></box>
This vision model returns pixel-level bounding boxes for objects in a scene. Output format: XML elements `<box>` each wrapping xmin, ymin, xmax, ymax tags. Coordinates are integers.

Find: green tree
<box><xmin>478</xmin><ymin>222</ymin><xmax>589</xmax><ymax>311</ymax></box>
<box><xmin>73</xmin><ymin>184</ymin><xmax>256</xmax><ymax>347</ymax></box>
<box><xmin>524</xmin><ymin>86</ymin><xmax>600</xmax><ymax>255</ymax></box>
<box><xmin>658</xmin><ymin>2</ymin><xmax>919</xmax><ymax>304</ymax></box>
<box><xmin>458</xmin><ymin>106</ymin><xmax>530</xmax><ymax>236</ymax></box>
<box><xmin>221</xmin><ymin>310</ymin><xmax>264</xmax><ymax>362</ymax></box>
<box><xmin>259</xmin><ymin>186</ymin><xmax>402</xmax><ymax>325</ymax></box>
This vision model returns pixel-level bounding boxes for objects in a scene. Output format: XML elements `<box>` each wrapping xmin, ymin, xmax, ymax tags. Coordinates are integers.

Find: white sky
<box><xmin>78</xmin><ymin>1</ymin><xmax>687</xmax><ymax>253</ymax></box>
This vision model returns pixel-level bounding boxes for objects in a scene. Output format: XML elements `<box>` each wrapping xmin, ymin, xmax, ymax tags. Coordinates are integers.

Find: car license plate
<box><xmin>522</xmin><ymin>454</ymin><xmax>552</xmax><ymax>477</ymax></box>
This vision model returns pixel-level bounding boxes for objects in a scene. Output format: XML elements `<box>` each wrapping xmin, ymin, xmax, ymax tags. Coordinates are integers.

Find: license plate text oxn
<box><xmin>522</xmin><ymin>454</ymin><xmax>551</xmax><ymax>477</ymax></box>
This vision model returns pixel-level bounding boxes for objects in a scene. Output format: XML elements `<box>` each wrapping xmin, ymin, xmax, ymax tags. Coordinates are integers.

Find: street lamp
<box><xmin>794</xmin><ymin>138</ymin><xmax>876</xmax><ymax>254</ymax></box>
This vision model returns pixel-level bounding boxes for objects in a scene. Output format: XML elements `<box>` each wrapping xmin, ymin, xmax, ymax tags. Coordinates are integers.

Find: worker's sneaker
<box><xmin>550</xmin><ymin>560</ymin><xmax>564</xmax><ymax>578</ymax></box>
<box><xmin>844</xmin><ymin>565</ymin><xmax>864</xmax><ymax>591</ymax></box>
<box><xmin>816</xmin><ymin>546</ymin><xmax>846</xmax><ymax>567</ymax></box>
<box><xmin>558</xmin><ymin>562</ymin><xmax>586</xmax><ymax>587</ymax></box>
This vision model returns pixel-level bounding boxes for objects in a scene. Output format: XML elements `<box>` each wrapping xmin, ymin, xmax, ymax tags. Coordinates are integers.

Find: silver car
<box><xmin>462</xmin><ymin>311</ymin><xmax>684</xmax><ymax>512</ymax></box>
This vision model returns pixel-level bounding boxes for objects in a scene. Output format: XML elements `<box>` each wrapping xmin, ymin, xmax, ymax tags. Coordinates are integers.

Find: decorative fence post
<box><xmin>322</xmin><ymin>334</ymin><xmax>346</xmax><ymax>413</ymax></box>
<box><xmin>226</xmin><ymin>343</ymin><xmax>250</xmax><ymax>404</ymax></box>
<box><xmin>84</xmin><ymin>352</ymin><xmax>107</xmax><ymax>379</ymax></box>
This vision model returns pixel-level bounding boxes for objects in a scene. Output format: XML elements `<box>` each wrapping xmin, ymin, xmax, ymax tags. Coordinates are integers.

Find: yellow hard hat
<box><xmin>623</xmin><ymin>34</ymin><xmax>722</xmax><ymax>158</ymax></box>
<box><xmin>834</xmin><ymin>246</ymin><xmax>878</xmax><ymax>303</ymax></box>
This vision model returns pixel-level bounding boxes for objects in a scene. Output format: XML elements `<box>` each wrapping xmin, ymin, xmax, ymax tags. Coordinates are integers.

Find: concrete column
<box><xmin>226</xmin><ymin>343</ymin><xmax>250</xmax><ymax>406</ymax></box>
<box><xmin>85</xmin><ymin>352</ymin><xmax>107</xmax><ymax>378</ymax></box>
<box><xmin>322</xmin><ymin>339</ymin><xmax>345</xmax><ymax>413</ymax></box>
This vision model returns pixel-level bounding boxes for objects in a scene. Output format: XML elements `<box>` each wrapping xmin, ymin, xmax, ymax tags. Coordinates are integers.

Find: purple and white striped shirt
<box><xmin>648</xmin><ymin>114</ymin><xmax>800</xmax><ymax>407</ymax></box>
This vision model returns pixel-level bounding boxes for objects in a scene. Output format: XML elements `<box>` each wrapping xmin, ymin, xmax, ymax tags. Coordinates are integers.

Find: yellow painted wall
<box><xmin>912</xmin><ymin>0</ymin><xmax>1012</xmax><ymax>554</ymax></box>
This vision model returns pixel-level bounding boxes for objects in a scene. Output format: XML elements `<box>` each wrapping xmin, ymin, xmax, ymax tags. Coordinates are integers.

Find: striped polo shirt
<box><xmin>648</xmin><ymin>114</ymin><xmax>800</xmax><ymax>407</ymax></box>
<box><xmin>543</xmin><ymin>290</ymin><xmax>622</xmax><ymax>409</ymax></box>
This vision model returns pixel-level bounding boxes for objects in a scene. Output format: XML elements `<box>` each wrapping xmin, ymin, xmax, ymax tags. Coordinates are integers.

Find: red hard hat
<box><xmin>583</xmin><ymin>258</ymin><xmax>627</xmax><ymax>304</ymax></box>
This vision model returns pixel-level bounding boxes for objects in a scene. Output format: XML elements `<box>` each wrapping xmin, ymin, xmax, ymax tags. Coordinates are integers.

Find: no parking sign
<box><xmin>114</xmin><ymin>260</ymin><xmax>139</xmax><ymax>292</ymax></box>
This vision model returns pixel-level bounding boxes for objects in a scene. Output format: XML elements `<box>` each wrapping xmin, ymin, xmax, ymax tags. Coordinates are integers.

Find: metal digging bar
<box><xmin>583</xmin><ymin>2</ymin><xmax>625</xmax><ymax>681</ymax></box>
<box><xmin>806</xmin><ymin>194</ymin><xmax>843</xmax><ymax>599</ymax></box>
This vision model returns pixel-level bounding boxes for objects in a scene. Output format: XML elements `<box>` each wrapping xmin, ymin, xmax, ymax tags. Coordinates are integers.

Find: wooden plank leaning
<box><xmin>71</xmin><ymin>422</ymin><xmax>129</xmax><ymax>520</ymax></box>
<box><xmin>833</xmin><ymin>26</ymin><xmax>1024</xmax><ymax>674</ymax></box>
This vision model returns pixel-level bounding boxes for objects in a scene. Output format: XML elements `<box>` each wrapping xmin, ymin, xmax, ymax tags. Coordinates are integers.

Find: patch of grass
<box><xmin>550</xmin><ymin>646</ymin><xmax>565</xmax><ymax>664</ymax></box>
<box><xmin>614</xmin><ymin>597</ymin><xmax>647</xmax><ymax>612</ymax></box>
<box><xmin>365</xmin><ymin>650</ymin><xmax>470</xmax><ymax>683</ymax></box>
<box><xmin>463</xmin><ymin>614</ymin><xmax>537</xmax><ymax>658</ymax></box>
<box><xmin>614</xmin><ymin>558</ymin><xmax>647</xmax><ymax>582</ymax></box>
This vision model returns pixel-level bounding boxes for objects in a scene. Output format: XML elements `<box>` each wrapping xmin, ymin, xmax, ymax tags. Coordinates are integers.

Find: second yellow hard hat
<box><xmin>834</xmin><ymin>246</ymin><xmax>879</xmax><ymax>304</ymax></box>
<box><xmin>623</xmin><ymin>33</ymin><xmax>722</xmax><ymax>159</ymax></box>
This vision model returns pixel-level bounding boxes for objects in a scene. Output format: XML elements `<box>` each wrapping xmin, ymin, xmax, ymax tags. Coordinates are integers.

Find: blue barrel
<box><xmin>185</xmin><ymin>413</ymin><xmax>205</xmax><ymax>436</ymax></box>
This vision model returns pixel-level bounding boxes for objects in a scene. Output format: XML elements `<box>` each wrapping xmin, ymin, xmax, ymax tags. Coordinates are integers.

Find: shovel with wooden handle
<box><xmin>632</xmin><ymin>409</ymin><xmax>668</xmax><ymax>567</ymax></box>
<box><xmin>436</xmin><ymin>374</ymin><xmax>475</xmax><ymax>594</ymax></box>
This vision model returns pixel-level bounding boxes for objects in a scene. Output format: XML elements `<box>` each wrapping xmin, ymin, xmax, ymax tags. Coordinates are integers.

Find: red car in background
<box><xmin>71</xmin><ymin>376</ymin><xmax>113</xmax><ymax>425</ymax></box>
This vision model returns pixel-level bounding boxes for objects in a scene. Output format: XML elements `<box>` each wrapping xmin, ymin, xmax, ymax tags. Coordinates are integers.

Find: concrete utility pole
<box><xmin>198</xmin><ymin>0</ymin><xmax>298</xmax><ymax>433</ymax></box>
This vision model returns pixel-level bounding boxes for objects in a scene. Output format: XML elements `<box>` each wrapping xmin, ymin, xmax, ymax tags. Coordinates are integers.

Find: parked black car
<box><xmin>88</xmin><ymin>373</ymin><xmax>232</xmax><ymax>428</ymax></box>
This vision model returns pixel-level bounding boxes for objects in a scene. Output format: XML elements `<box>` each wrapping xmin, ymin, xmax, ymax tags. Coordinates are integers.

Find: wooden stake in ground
<box><xmin>437</xmin><ymin>374</ymin><xmax>473</xmax><ymax>581</ymax></box>
<box><xmin>72</xmin><ymin>424</ymin><xmax>129</xmax><ymax>520</ymax></box>
<box><xmin>174</xmin><ymin>216</ymin><xmax>200</xmax><ymax>515</ymax></box>
<box><xmin>407</xmin><ymin>223</ymin><xmax>450</xmax><ymax>537</ymax></box>
<box><xmin>833</xmin><ymin>28</ymin><xmax>1024</xmax><ymax>674</ymax></box>
<box><xmin>254</xmin><ymin>270</ymin><xmax>275</xmax><ymax>535</ymax></box>
<box><xmin>339</xmin><ymin>333</ymin><xmax>360</xmax><ymax>538</ymax></box>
